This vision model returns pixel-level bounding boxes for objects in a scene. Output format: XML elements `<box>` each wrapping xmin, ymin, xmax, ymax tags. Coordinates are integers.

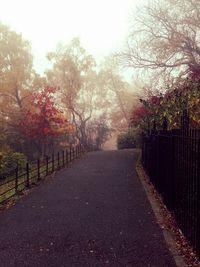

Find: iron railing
<box><xmin>0</xmin><ymin>144</ymin><xmax>84</xmax><ymax>204</ymax></box>
<box><xmin>142</xmin><ymin>111</ymin><xmax>200</xmax><ymax>257</ymax></box>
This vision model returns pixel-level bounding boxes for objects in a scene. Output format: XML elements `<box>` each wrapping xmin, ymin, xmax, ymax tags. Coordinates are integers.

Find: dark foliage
<box><xmin>117</xmin><ymin>132</ymin><xmax>136</xmax><ymax>149</ymax></box>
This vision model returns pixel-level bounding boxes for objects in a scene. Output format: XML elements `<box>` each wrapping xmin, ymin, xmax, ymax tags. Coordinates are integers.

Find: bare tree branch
<box><xmin>120</xmin><ymin>0</ymin><xmax>200</xmax><ymax>87</ymax></box>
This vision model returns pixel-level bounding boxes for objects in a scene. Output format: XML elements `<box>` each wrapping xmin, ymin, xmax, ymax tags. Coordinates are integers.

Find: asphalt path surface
<box><xmin>0</xmin><ymin>150</ymin><xmax>176</xmax><ymax>267</ymax></box>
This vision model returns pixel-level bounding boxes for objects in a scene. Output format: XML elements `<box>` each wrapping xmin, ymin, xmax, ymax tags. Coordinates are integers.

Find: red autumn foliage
<box><xmin>149</xmin><ymin>95</ymin><xmax>162</xmax><ymax>106</ymax></box>
<box><xmin>131</xmin><ymin>106</ymin><xmax>149</xmax><ymax>123</ymax></box>
<box><xmin>21</xmin><ymin>86</ymin><xmax>66</xmax><ymax>138</ymax></box>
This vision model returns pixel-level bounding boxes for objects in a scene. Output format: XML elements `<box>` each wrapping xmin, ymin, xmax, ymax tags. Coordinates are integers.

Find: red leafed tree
<box><xmin>21</xmin><ymin>86</ymin><xmax>67</xmax><ymax>157</ymax></box>
<box><xmin>131</xmin><ymin>106</ymin><xmax>149</xmax><ymax>125</ymax></box>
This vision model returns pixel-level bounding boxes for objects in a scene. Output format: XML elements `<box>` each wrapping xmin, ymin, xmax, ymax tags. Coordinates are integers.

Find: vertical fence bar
<box><xmin>170</xmin><ymin>132</ymin><xmax>175</xmax><ymax>211</ymax></box>
<box><xmin>52</xmin><ymin>153</ymin><xmax>54</xmax><ymax>172</ymax></box>
<box><xmin>196</xmin><ymin>138</ymin><xmax>200</xmax><ymax>255</ymax></box>
<box><xmin>186</xmin><ymin>129</ymin><xmax>192</xmax><ymax>244</ymax></box>
<box><xmin>190</xmin><ymin>129</ymin><xmax>194</xmax><ymax>247</ymax></box>
<box><xmin>15</xmin><ymin>165</ymin><xmax>19</xmax><ymax>193</ymax></box>
<box><xmin>70</xmin><ymin>146</ymin><xmax>72</xmax><ymax>162</ymax></box>
<box><xmin>81</xmin><ymin>144</ymin><xmax>84</xmax><ymax>154</ymax></box>
<box><xmin>191</xmin><ymin>130</ymin><xmax>196</xmax><ymax>251</ymax></box>
<box><xmin>37</xmin><ymin>159</ymin><xmax>40</xmax><ymax>181</ymax></box>
<box><xmin>66</xmin><ymin>149</ymin><xmax>68</xmax><ymax>164</ymax></box>
<box><xmin>57</xmin><ymin>152</ymin><xmax>60</xmax><ymax>169</ymax></box>
<box><xmin>62</xmin><ymin>150</ymin><xmax>65</xmax><ymax>166</ymax></box>
<box><xmin>26</xmin><ymin>162</ymin><xmax>30</xmax><ymax>187</ymax></box>
<box><xmin>46</xmin><ymin>156</ymin><xmax>49</xmax><ymax>175</ymax></box>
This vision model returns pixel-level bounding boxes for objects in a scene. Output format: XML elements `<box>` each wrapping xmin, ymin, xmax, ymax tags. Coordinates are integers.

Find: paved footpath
<box><xmin>0</xmin><ymin>150</ymin><xmax>176</xmax><ymax>267</ymax></box>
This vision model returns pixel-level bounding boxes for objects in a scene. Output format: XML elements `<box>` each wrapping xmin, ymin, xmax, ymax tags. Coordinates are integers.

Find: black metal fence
<box><xmin>142</xmin><ymin>111</ymin><xmax>200</xmax><ymax>257</ymax></box>
<box><xmin>0</xmin><ymin>144</ymin><xmax>84</xmax><ymax>204</ymax></box>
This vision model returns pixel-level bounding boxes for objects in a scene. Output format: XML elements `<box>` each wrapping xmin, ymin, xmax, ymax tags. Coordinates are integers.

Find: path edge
<box><xmin>135</xmin><ymin>151</ymin><xmax>188</xmax><ymax>267</ymax></box>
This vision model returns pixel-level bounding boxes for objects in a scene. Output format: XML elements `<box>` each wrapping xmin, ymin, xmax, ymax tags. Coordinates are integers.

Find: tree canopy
<box><xmin>121</xmin><ymin>0</ymin><xmax>200</xmax><ymax>87</ymax></box>
<box><xmin>0</xmin><ymin>23</ymin><xmax>33</xmax><ymax>111</ymax></box>
<box><xmin>0</xmin><ymin>22</ymin><xmax>138</xmax><ymax>162</ymax></box>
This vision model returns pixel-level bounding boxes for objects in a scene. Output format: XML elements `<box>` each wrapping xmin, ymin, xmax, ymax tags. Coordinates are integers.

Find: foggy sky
<box><xmin>0</xmin><ymin>0</ymin><xmax>144</xmax><ymax>74</ymax></box>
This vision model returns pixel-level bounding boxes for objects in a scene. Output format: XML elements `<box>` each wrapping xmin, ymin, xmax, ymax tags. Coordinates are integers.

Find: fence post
<box><xmin>162</xmin><ymin>117</ymin><xmax>168</xmax><ymax>131</ymax></box>
<box><xmin>70</xmin><ymin>146</ymin><xmax>72</xmax><ymax>162</ymax></box>
<box><xmin>62</xmin><ymin>150</ymin><xmax>65</xmax><ymax>166</ymax></box>
<box><xmin>66</xmin><ymin>149</ymin><xmax>68</xmax><ymax>164</ymax></box>
<box><xmin>141</xmin><ymin>133</ymin><xmax>145</xmax><ymax>166</ymax></box>
<box><xmin>52</xmin><ymin>153</ymin><xmax>54</xmax><ymax>172</ymax></box>
<box><xmin>181</xmin><ymin>109</ymin><xmax>189</xmax><ymax>136</ymax></box>
<box><xmin>26</xmin><ymin>162</ymin><xmax>30</xmax><ymax>187</ymax></box>
<box><xmin>37</xmin><ymin>159</ymin><xmax>41</xmax><ymax>181</ymax></box>
<box><xmin>15</xmin><ymin>165</ymin><xmax>19</xmax><ymax>193</ymax></box>
<box><xmin>46</xmin><ymin>156</ymin><xmax>49</xmax><ymax>175</ymax></box>
<box><xmin>57</xmin><ymin>152</ymin><xmax>60</xmax><ymax>169</ymax></box>
<box><xmin>169</xmin><ymin>132</ymin><xmax>175</xmax><ymax>211</ymax></box>
<box><xmin>153</xmin><ymin>120</ymin><xmax>157</xmax><ymax>133</ymax></box>
<box><xmin>196</xmin><ymin>138</ymin><xmax>200</xmax><ymax>255</ymax></box>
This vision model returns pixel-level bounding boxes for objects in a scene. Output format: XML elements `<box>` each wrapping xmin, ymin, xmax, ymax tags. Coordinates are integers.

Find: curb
<box><xmin>135</xmin><ymin>152</ymin><xmax>188</xmax><ymax>267</ymax></box>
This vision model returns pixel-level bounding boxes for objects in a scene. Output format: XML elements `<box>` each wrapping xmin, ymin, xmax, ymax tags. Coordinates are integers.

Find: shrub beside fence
<box><xmin>117</xmin><ymin>131</ymin><xmax>136</xmax><ymax>150</ymax></box>
<box><xmin>142</xmin><ymin>111</ymin><xmax>200</xmax><ymax>258</ymax></box>
<box><xmin>0</xmin><ymin>144</ymin><xmax>84</xmax><ymax>204</ymax></box>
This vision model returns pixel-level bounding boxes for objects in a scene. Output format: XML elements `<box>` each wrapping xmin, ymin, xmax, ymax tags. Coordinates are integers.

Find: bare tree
<box><xmin>87</xmin><ymin>116</ymin><xmax>111</xmax><ymax>150</ymax></box>
<box><xmin>121</xmin><ymin>0</ymin><xmax>200</xmax><ymax>87</ymax></box>
<box><xmin>98</xmin><ymin>56</ymin><xmax>138</xmax><ymax>131</ymax></box>
<box><xmin>46</xmin><ymin>38</ymin><xmax>99</xmax><ymax>147</ymax></box>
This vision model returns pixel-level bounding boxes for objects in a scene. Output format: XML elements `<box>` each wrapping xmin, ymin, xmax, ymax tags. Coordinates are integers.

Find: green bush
<box><xmin>0</xmin><ymin>151</ymin><xmax>27</xmax><ymax>179</ymax></box>
<box><xmin>117</xmin><ymin>132</ymin><xmax>136</xmax><ymax>150</ymax></box>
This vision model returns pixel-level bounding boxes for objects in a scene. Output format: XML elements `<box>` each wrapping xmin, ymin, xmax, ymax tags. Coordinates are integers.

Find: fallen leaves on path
<box><xmin>136</xmin><ymin>159</ymin><xmax>200</xmax><ymax>267</ymax></box>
